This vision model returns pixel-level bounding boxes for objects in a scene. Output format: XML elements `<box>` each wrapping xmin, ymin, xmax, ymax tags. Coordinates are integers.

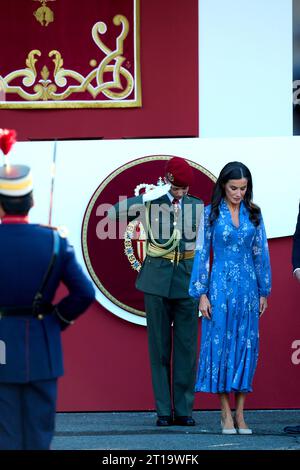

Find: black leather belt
<box><xmin>0</xmin><ymin>304</ymin><xmax>54</xmax><ymax>319</ymax></box>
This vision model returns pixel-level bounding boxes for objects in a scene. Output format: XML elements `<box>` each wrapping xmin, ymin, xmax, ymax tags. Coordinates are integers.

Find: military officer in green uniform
<box><xmin>109</xmin><ymin>157</ymin><xmax>203</xmax><ymax>426</ymax></box>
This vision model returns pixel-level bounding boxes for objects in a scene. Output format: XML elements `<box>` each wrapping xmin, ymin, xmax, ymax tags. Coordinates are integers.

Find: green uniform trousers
<box><xmin>144</xmin><ymin>293</ymin><xmax>199</xmax><ymax>417</ymax></box>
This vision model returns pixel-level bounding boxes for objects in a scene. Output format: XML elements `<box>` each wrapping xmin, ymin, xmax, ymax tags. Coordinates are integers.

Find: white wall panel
<box><xmin>10</xmin><ymin>138</ymin><xmax>299</xmax><ymax>245</ymax></box>
<box><xmin>49</xmin><ymin>137</ymin><xmax>299</xmax><ymax>244</ymax></box>
<box><xmin>199</xmin><ymin>0</ymin><xmax>293</xmax><ymax>137</ymax></box>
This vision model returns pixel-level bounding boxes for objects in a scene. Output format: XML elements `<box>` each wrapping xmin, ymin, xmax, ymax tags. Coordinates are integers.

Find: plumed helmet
<box><xmin>0</xmin><ymin>129</ymin><xmax>33</xmax><ymax>197</ymax></box>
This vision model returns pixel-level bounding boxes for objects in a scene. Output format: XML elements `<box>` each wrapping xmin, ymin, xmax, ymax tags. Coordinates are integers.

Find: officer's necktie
<box><xmin>172</xmin><ymin>198</ymin><xmax>180</xmax><ymax>215</ymax></box>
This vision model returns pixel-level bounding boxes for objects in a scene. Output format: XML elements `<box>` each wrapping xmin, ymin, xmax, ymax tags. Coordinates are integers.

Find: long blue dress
<box><xmin>189</xmin><ymin>200</ymin><xmax>271</xmax><ymax>393</ymax></box>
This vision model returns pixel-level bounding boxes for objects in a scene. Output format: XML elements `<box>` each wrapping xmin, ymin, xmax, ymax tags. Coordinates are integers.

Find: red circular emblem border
<box><xmin>81</xmin><ymin>155</ymin><xmax>216</xmax><ymax>323</ymax></box>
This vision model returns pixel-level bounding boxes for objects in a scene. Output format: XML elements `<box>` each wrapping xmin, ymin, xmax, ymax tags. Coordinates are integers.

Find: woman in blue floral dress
<box><xmin>189</xmin><ymin>162</ymin><xmax>271</xmax><ymax>434</ymax></box>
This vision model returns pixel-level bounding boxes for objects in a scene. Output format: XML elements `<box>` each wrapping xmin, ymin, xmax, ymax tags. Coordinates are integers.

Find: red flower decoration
<box><xmin>0</xmin><ymin>129</ymin><xmax>17</xmax><ymax>155</ymax></box>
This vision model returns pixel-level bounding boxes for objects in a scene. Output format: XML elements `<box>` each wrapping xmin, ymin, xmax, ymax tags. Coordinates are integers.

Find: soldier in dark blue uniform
<box><xmin>0</xmin><ymin>154</ymin><xmax>95</xmax><ymax>449</ymax></box>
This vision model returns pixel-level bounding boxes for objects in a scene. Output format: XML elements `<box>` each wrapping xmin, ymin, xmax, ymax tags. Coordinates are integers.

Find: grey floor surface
<box><xmin>51</xmin><ymin>410</ymin><xmax>300</xmax><ymax>451</ymax></box>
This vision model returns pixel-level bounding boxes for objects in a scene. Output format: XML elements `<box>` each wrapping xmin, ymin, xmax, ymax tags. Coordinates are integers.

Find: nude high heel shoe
<box><xmin>220</xmin><ymin>418</ymin><xmax>237</xmax><ymax>435</ymax></box>
<box><xmin>234</xmin><ymin>417</ymin><xmax>252</xmax><ymax>434</ymax></box>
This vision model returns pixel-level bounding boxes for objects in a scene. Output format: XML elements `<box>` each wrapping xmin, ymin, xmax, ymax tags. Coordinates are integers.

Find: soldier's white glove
<box><xmin>294</xmin><ymin>268</ymin><xmax>300</xmax><ymax>283</ymax></box>
<box><xmin>142</xmin><ymin>183</ymin><xmax>171</xmax><ymax>203</ymax></box>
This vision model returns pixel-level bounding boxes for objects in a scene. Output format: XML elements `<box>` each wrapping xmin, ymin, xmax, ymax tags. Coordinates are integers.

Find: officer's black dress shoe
<box><xmin>156</xmin><ymin>416</ymin><xmax>173</xmax><ymax>426</ymax></box>
<box><xmin>173</xmin><ymin>416</ymin><xmax>195</xmax><ymax>426</ymax></box>
<box><xmin>283</xmin><ymin>425</ymin><xmax>300</xmax><ymax>434</ymax></box>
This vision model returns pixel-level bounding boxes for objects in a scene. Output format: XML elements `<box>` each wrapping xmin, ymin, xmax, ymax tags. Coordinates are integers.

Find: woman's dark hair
<box><xmin>0</xmin><ymin>192</ymin><xmax>34</xmax><ymax>215</ymax></box>
<box><xmin>209</xmin><ymin>161</ymin><xmax>261</xmax><ymax>226</ymax></box>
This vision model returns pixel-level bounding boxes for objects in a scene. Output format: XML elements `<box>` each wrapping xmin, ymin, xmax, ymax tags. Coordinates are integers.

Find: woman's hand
<box><xmin>199</xmin><ymin>294</ymin><xmax>212</xmax><ymax>319</ymax></box>
<box><xmin>259</xmin><ymin>296</ymin><xmax>268</xmax><ymax>317</ymax></box>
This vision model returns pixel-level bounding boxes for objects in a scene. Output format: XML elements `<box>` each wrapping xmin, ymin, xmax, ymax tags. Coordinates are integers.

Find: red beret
<box><xmin>165</xmin><ymin>157</ymin><xmax>194</xmax><ymax>187</ymax></box>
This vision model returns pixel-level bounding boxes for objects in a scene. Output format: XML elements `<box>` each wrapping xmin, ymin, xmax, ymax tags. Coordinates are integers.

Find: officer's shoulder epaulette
<box><xmin>186</xmin><ymin>194</ymin><xmax>203</xmax><ymax>203</ymax></box>
<box><xmin>39</xmin><ymin>224</ymin><xmax>68</xmax><ymax>238</ymax></box>
<box><xmin>39</xmin><ymin>223</ymin><xmax>56</xmax><ymax>231</ymax></box>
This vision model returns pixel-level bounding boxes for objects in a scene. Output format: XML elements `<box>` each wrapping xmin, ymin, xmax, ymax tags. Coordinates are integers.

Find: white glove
<box><xmin>294</xmin><ymin>268</ymin><xmax>300</xmax><ymax>283</ymax></box>
<box><xmin>142</xmin><ymin>183</ymin><xmax>171</xmax><ymax>203</ymax></box>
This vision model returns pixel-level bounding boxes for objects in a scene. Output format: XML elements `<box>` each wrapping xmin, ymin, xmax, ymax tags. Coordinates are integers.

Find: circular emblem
<box><xmin>82</xmin><ymin>155</ymin><xmax>216</xmax><ymax>325</ymax></box>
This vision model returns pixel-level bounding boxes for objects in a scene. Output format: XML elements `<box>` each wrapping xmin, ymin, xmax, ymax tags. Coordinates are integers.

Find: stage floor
<box><xmin>52</xmin><ymin>409</ymin><xmax>300</xmax><ymax>450</ymax></box>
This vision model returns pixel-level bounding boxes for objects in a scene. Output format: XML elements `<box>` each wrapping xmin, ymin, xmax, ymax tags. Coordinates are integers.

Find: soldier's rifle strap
<box><xmin>32</xmin><ymin>230</ymin><xmax>60</xmax><ymax>314</ymax></box>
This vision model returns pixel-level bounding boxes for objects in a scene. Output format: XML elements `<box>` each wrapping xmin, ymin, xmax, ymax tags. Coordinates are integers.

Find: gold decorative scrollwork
<box><xmin>0</xmin><ymin>12</ymin><xmax>140</xmax><ymax>107</ymax></box>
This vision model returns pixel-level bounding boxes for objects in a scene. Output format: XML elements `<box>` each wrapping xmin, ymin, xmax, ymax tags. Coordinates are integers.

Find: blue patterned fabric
<box><xmin>189</xmin><ymin>200</ymin><xmax>271</xmax><ymax>393</ymax></box>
